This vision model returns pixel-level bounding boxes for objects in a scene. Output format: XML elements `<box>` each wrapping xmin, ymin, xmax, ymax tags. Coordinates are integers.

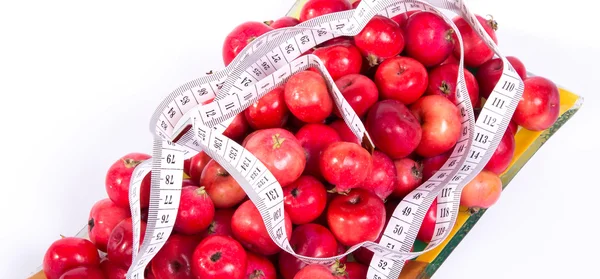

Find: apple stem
<box><xmin>366</xmin><ymin>53</ymin><xmax>380</xmax><ymax>67</ymax></box>
<box><xmin>195</xmin><ymin>186</ymin><xmax>207</xmax><ymax>197</ymax></box>
<box><xmin>122</xmin><ymin>158</ymin><xmax>144</xmax><ymax>168</ymax></box>
<box><xmin>439</xmin><ymin>81</ymin><xmax>451</xmax><ymax>96</ymax></box>
<box><xmin>331</xmin><ymin>260</ymin><xmax>347</xmax><ymax>276</ymax></box>
<box><xmin>468</xmin><ymin>207</ymin><xmax>481</xmax><ymax>215</ymax></box>
<box><xmin>445</xmin><ymin>29</ymin><xmax>455</xmax><ymax>42</ymax></box>
<box><xmin>264</xmin><ymin>20</ymin><xmax>273</xmax><ymax>26</ymax></box>
<box><xmin>291</xmin><ymin>187</ymin><xmax>299</xmax><ymax>198</ymax></box>
<box><xmin>88</xmin><ymin>218</ymin><xmax>95</xmax><ymax>232</ymax></box>
<box><xmin>210</xmin><ymin>251</ymin><xmax>222</xmax><ymax>262</ymax></box>
<box><xmin>250</xmin><ymin>270</ymin><xmax>265</xmax><ymax>279</ymax></box>
<box><xmin>271</xmin><ymin>134</ymin><xmax>286</xmax><ymax>149</ymax></box>
<box><xmin>486</xmin><ymin>14</ymin><xmax>498</xmax><ymax>31</ymax></box>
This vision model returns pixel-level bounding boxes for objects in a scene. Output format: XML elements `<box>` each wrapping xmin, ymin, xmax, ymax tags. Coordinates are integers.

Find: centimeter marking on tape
<box><xmin>125</xmin><ymin>0</ymin><xmax>524</xmax><ymax>278</ymax></box>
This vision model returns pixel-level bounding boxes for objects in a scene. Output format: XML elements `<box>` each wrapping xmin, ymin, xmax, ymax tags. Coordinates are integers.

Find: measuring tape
<box><xmin>123</xmin><ymin>0</ymin><xmax>524</xmax><ymax>278</ymax></box>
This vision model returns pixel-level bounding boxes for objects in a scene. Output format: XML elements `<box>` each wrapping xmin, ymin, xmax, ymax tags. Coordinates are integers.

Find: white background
<box><xmin>0</xmin><ymin>0</ymin><xmax>598</xmax><ymax>278</ymax></box>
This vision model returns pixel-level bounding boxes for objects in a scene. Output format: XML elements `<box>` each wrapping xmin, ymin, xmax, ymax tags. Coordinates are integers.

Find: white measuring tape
<box><xmin>124</xmin><ymin>0</ymin><xmax>524</xmax><ymax>278</ymax></box>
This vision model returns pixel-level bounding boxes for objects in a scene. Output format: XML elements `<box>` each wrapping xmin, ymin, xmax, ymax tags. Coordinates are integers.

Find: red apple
<box><xmin>365</xmin><ymin>99</ymin><xmax>422</xmax><ymax>159</ymax></box>
<box><xmin>243</xmin><ymin>128</ymin><xmax>306</xmax><ymax>187</ymax></box>
<box><xmin>374</xmin><ymin>56</ymin><xmax>428</xmax><ymax>104</ymax></box>
<box><xmin>476</xmin><ymin>56</ymin><xmax>527</xmax><ymax>99</ymax></box>
<box><xmin>87</xmin><ymin>198</ymin><xmax>130</xmax><ymax>252</ymax></box>
<box><xmin>483</xmin><ymin>129</ymin><xmax>515</xmax><ymax>174</ymax></box>
<box><xmin>295</xmin><ymin>123</ymin><xmax>341</xmax><ymax>179</ymax></box>
<box><xmin>354</xmin><ymin>15</ymin><xmax>405</xmax><ymax>67</ymax></box>
<box><xmin>222</xmin><ymin>22</ymin><xmax>273</xmax><ymax>66</ymax></box>
<box><xmin>284</xmin><ymin>71</ymin><xmax>333</xmax><ymax>123</ymax></box>
<box><xmin>100</xmin><ymin>258</ymin><xmax>127</xmax><ymax>279</ymax></box>
<box><xmin>299</xmin><ymin>0</ymin><xmax>352</xmax><ymax>22</ymax></box>
<box><xmin>334</xmin><ymin>74</ymin><xmax>379</xmax><ymax>118</ymax></box>
<box><xmin>452</xmin><ymin>15</ymin><xmax>498</xmax><ymax>67</ymax></box>
<box><xmin>357</xmin><ymin>150</ymin><xmax>396</xmax><ymax>200</ymax></box>
<box><xmin>283</xmin><ymin>175</ymin><xmax>328</xmax><ymax>225</ymax></box>
<box><xmin>223</xmin><ymin>113</ymin><xmax>250</xmax><ymax>142</ymax></box>
<box><xmin>320</xmin><ymin>142</ymin><xmax>373</xmax><ymax>192</ymax></box>
<box><xmin>200</xmin><ymin>159</ymin><xmax>247</xmax><ymax>209</ymax></box>
<box><xmin>410</xmin><ymin>95</ymin><xmax>462</xmax><ymax>157</ymax></box>
<box><xmin>105</xmin><ymin>152</ymin><xmax>151</xmax><ymax>208</ymax></box>
<box><xmin>512</xmin><ymin>76</ymin><xmax>560</xmax><ymax>131</ymax></box>
<box><xmin>174</xmin><ymin>186</ymin><xmax>215</xmax><ymax>235</ymax></box>
<box><xmin>245</xmin><ymin>86</ymin><xmax>289</xmax><ymax>130</ymax></box>
<box><xmin>426</xmin><ymin>63</ymin><xmax>480</xmax><ymax>107</ymax></box>
<box><xmin>440</xmin><ymin>54</ymin><xmax>459</xmax><ymax>65</ymax></box>
<box><xmin>416</xmin><ymin>199</ymin><xmax>437</xmax><ymax>243</ymax></box>
<box><xmin>313</xmin><ymin>43</ymin><xmax>363</xmax><ymax>80</ymax></box>
<box><xmin>191</xmin><ymin>235</ymin><xmax>247</xmax><ymax>279</ymax></box>
<box><xmin>328</xmin><ymin>119</ymin><xmax>360</xmax><ymax>145</ymax></box>
<box><xmin>278</xmin><ymin>224</ymin><xmax>339</xmax><ymax>279</ymax></box>
<box><xmin>231</xmin><ymin>200</ymin><xmax>293</xmax><ymax>256</ymax></box>
<box><xmin>107</xmin><ymin>217</ymin><xmax>147</xmax><ymax>268</ymax></box>
<box><xmin>200</xmin><ymin>208</ymin><xmax>235</xmax><ymax>239</ymax></box>
<box><xmin>246</xmin><ymin>251</ymin><xmax>277</xmax><ymax>279</ymax></box>
<box><xmin>334</xmin><ymin>262</ymin><xmax>368</xmax><ymax>279</ymax></box>
<box><xmin>185</xmin><ymin>151</ymin><xmax>211</xmax><ymax>183</ymax></box>
<box><xmin>404</xmin><ymin>11</ymin><xmax>454</xmax><ymax>67</ymax></box>
<box><xmin>266</xmin><ymin>16</ymin><xmax>300</xmax><ymax>29</ymax></box>
<box><xmin>294</xmin><ymin>264</ymin><xmax>336</xmax><ymax>279</ymax></box>
<box><xmin>43</xmin><ymin>237</ymin><xmax>100</xmax><ymax>279</ymax></box>
<box><xmin>151</xmin><ymin>234</ymin><xmax>202</xmax><ymax>279</ymax></box>
<box><xmin>390</xmin><ymin>10</ymin><xmax>419</xmax><ymax>29</ymax></box>
<box><xmin>392</xmin><ymin>158</ymin><xmax>423</xmax><ymax>198</ymax></box>
<box><xmin>421</xmin><ymin>150</ymin><xmax>451</xmax><ymax>181</ymax></box>
<box><xmin>58</xmin><ymin>266</ymin><xmax>104</xmax><ymax>279</ymax></box>
<box><xmin>327</xmin><ymin>188</ymin><xmax>386</xmax><ymax>246</ymax></box>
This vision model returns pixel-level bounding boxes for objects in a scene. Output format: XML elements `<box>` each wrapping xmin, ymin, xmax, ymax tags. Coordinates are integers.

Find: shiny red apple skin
<box><xmin>313</xmin><ymin>43</ymin><xmax>363</xmax><ymax>81</ymax></box>
<box><xmin>374</xmin><ymin>56</ymin><xmax>428</xmax><ymax>105</ymax></box>
<box><xmin>295</xmin><ymin>123</ymin><xmax>341</xmax><ymax>180</ymax></box>
<box><xmin>334</xmin><ymin>73</ymin><xmax>379</xmax><ymax>118</ymax></box>
<box><xmin>476</xmin><ymin>56</ymin><xmax>527</xmax><ymax>99</ymax></box>
<box><xmin>512</xmin><ymin>76</ymin><xmax>560</xmax><ymax>131</ymax></box>
<box><xmin>410</xmin><ymin>95</ymin><xmax>462</xmax><ymax>158</ymax></box>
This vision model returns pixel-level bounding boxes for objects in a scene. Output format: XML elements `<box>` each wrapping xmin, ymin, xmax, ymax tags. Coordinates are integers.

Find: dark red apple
<box><xmin>222</xmin><ymin>22</ymin><xmax>273</xmax><ymax>66</ymax></box>
<box><xmin>357</xmin><ymin>150</ymin><xmax>396</xmax><ymax>200</ymax></box>
<box><xmin>416</xmin><ymin>199</ymin><xmax>437</xmax><ymax>243</ymax></box>
<box><xmin>191</xmin><ymin>235</ymin><xmax>247</xmax><ymax>279</ymax></box>
<box><xmin>404</xmin><ymin>11</ymin><xmax>454</xmax><ymax>67</ymax></box>
<box><xmin>244</xmin><ymin>86</ymin><xmax>289</xmax><ymax>130</ymax></box>
<box><xmin>200</xmin><ymin>208</ymin><xmax>235</xmax><ymax>239</ymax></box>
<box><xmin>223</xmin><ymin>113</ymin><xmax>250</xmax><ymax>142</ymax></box>
<box><xmin>151</xmin><ymin>234</ymin><xmax>202</xmax><ymax>279</ymax></box>
<box><xmin>410</xmin><ymin>95</ymin><xmax>462</xmax><ymax>157</ymax></box>
<box><xmin>476</xmin><ymin>56</ymin><xmax>527</xmax><ymax>99</ymax></box>
<box><xmin>452</xmin><ymin>15</ymin><xmax>498</xmax><ymax>67</ymax></box>
<box><xmin>513</xmin><ymin>76</ymin><xmax>560</xmax><ymax>131</ymax></box>
<box><xmin>246</xmin><ymin>251</ymin><xmax>277</xmax><ymax>279</ymax></box>
<box><xmin>327</xmin><ymin>188</ymin><xmax>386</xmax><ymax>246</ymax></box>
<box><xmin>283</xmin><ymin>175</ymin><xmax>328</xmax><ymax>225</ymax></box>
<box><xmin>299</xmin><ymin>0</ymin><xmax>352</xmax><ymax>22</ymax></box>
<box><xmin>328</xmin><ymin>119</ymin><xmax>360</xmax><ymax>145</ymax></box>
<box><xmin>185</xmin><ymin>151</ymin><xmax>211</xmax><ymax>183</ymax></box>
<box><xmin>374</xmin><ymin>56</ymin><xmax>428</xmax><ymax>104</ymax></box>
<box><xmin>334</xmin><ymin>74</ymin><xmax>379</xmax><ymax>118</ymax></box>
<box><xmin>243</xmin><ymin>128</ymin><xmax>306</xmax><ymax>187</ymax></box>
<box><xmin>174</xmin><ymin>186</ymin><xmax>215</xmax><ymax>235</ymax></box>
<box><xmin>365</xmin><ymin>99</ymin><xmax>422</xmax><ymax>159</ymax></box>
<box><xmin>354</xmin><ymin>15</ymin><xmax>405</xmax><ymax>67</ymax></box>
<box><xmin>426</xmin><ymin>63</ymin><xmax>480</xmax><ymax>107</ymax></box>
<box><xmin>284</xmin><ymin>71</ymin><xmax>333</xmax><ymax>124</ymax></box>
<box><xmin>392</xmin><ymin>158</ymin><xmax>423</xmax><ymax>198</ymax></box>
<box><xmin>107</xmin><ymin>218</ymin><xmax>147</xmax><ymax>268</ymax></box>
<box><xmin>200</xmin><ymin>159</ymin><xmax>247</xmax><ymax>209</ymax></box>
<box><xmin>312</xmin><ymin>43</ymin><xmax>363</xmax><ymax>80</ymax></box>
<box><xmin>295</xmin><ymin>123</ymin><xmax>341</xmax><ymax>180</ymax></box>
<box><xmin>334</xmin><ymin>262</ymin><xmax>368</xmax><ymax>279</ymax></box>
<box><xmin>231</xmin><ymin>200</ymin><xmax>293</xmax><ymax>256</ymax></box>
<box><xmin>421</xmin><ymin>150</ymin><xmax>451</xmax><ymax>181</ymax></box>
<box><xmin>100</xmin><ymin>258</ymin><xmax>127</xmax><ymax>279</ymax></box>
<box><xmin>278</xmin><ymin>224</ymin><xmax>339</xmax><ymax>279</ymax></box>
<box><xmin>320</xmin><ymin>142</ymin><xmax>373</xmax><ymax>192</ymax></box>
<box><xmin>483</xmin><ymin>129</ymin><xmax>515</xmax><ymax>174</ymax></box>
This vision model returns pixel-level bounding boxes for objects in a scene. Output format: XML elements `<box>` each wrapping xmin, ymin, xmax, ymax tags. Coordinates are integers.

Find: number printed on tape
<box><xmin>125</xmin><ymin>0</ymin><xmax>525</xmax><ymax>278</ymax></box>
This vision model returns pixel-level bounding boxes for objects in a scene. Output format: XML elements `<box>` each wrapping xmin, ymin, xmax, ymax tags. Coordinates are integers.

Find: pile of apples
<box><xmin>40</xmin><ymin>0</ymin><xmax>561</xmax><ymax>278</ymax></box>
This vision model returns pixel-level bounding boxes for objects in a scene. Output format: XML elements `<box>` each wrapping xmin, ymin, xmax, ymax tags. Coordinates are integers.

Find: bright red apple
<box><xmin>334</xmin><ymin>73</ymin><xmax>379</xmax><ymax>118</ymax></box>
<box><xmin>357</xmin><ymin>150</ymin><xmax>396</xmax><ymax>200</ymax></box>
<box><xmin>295</xmin><ymin>123</ymin><xmax>341</xmax><ymax>180</ymax></box>
<box><xmin>283</xmin><ymin>175</ymin><xmax>328</xmax><ymax>225</ymax></box>
<box><xmin>284</xmin><ymin>71</ymin><xmax>333</xmax><ymax>124</ymax></box>
<box><xmin>354</xmin><ymin>15</ymin><xmax>405</xmax><ymax>67</ymax></box>
<box><xmin>245</xmin><ymin>86</ymin><xmax>289</xmax><ymax>130</ymax></box>
<box><xmin>327</xmin><ymin>188</ymin><xmax>386</xmax><ymax>246</ymax></box>
<box><xmin>452</xmin><ymin>15</ymin><xmax>498</xmax><ymax>67</ymax></box>
<box><xmin>151</xmin><ymin>234</ymin><xmax>202</xmax><ymax>279</ymax></box>
<box><xmin>320</xmin><ymin>142</ymin><xmax>373</xmax><ymax>192</ymax></box>
<box><xmin>426</xmin><ymin>63</ymin><xmax>480</xmax><ymax>107</ymax></box>
<box><xmin>392</xmin><ymin>158</ymin><xmax>423</xmax><ymax>198</ymax></box>
<box><xmin>410</xmin><ymin>95</ymin><xmax>462</xmax><ymax>158</ymax></box>
<box><xmin>476</xmin><ymin>56</ymin><xmax>527</xmax><ymax>99</ymax></box>
<box><xmin>483</xmin><ymin>129</ymin><xmax>515</xmax><ymax>175</ymax></box>
<box><xmin>87</xmin><ymin>198</ymin><xmax>130</xmax><ymax>252</ymax></box>
<box><xmin>191</xmin><ymin>235</ymin><xmax>248</xmax><ymax>279</ymax></box>
<box><xmin>222</xmin><ymin>22</ymin><xmax>273</xmax><ymax>66</ymax></box>
<box><xmin>245</xmin><ymin>251</ymin><xmax>277</xmax><ymax>279</ymax></box>
<box><xmin>313</xmin><ymin>43</ymin><xmax>363</xmax><ymax>80</ymax></box>
<box><xmin>404</xmin><ymin>11</ymin><xmax>454</xmax><ymax>67</ymax></box>
<box><xmin>374</xmin><ymin>56</ymin><xmax>428</xmax><ymax>104</ymax></box>
<box><xmin>174</xmin><ymin>186</ymin><xmax>215</xmax><ymax>235</ymax></box>
<box><xmin>267</xmin><ymin>16</ymin><xmax>300</xmax><ymax>29</ymax></box>
<box><xmin>299</xmin><ymin>0</ymin><xmax>352</xmax><ymax>22</ymax></box>
<box><xmin>328</xmin><ymin>119</ymin><xmax>360</xmax><ymax>145</ymax></box>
